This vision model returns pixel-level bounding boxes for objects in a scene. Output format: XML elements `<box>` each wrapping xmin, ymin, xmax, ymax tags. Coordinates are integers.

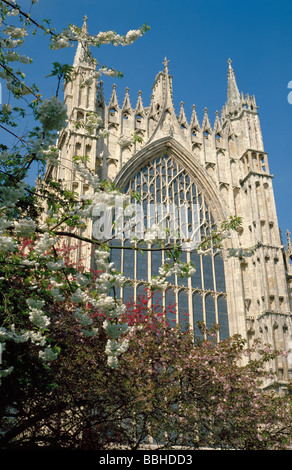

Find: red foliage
<box><xmin>121</xmin><ymin>288</ymin><xmax>177</xmax><ymax>332</ymax></box>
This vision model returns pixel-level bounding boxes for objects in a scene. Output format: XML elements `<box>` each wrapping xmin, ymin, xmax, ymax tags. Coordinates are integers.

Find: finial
<box><xmin>202</xmin><ymin>107</ymin><xmax>212</xmax><ymax>133</ymax></box>
<box><xmin>227</xmin><ymin>58</ymin><xmax>235</xmax><ymax>78</ymax></box>
<box><xmin>81</xmin><ymin>15</ymin><xmax>88</xmax><ymax>33</ymax></box>
<box><xmin>122</xmin><ymin>87</ymin><xmax>131</xmax><ymax>112</ymax></box>
<box><xmin>135</xmin><ymin>90</ymin><xmax>144</xmax><ymax>115</ymax></box>
<box><xmin>163</xmin><ymin>57</ymin><xmax>169</xmax><ymax>72</ymax></box>
<box><xmin>82</xmin><ymin>15</ymin><xmax>88</xmax><ymax>32</ymax></box>
<box><xmin>109</xmin><ymin>83</ymin><xmax>119</xmax><ymax>108</ymax></box>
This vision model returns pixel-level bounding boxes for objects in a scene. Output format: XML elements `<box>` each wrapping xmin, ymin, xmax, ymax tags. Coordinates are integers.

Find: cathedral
<box><xmin>46</xmin><ymin>18</ymin><xmax>292</xmax><ymax>387</ymax></box>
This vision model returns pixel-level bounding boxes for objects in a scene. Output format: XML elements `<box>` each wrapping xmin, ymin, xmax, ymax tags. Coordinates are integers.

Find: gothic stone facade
<box><xmin>47</xmin><ymin>25</ymin><xmax>292</xmax><ymax>387</ymax></box>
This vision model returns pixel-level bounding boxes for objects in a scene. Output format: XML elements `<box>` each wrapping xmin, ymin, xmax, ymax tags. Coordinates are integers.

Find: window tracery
<box><xmin>111</xmin><ymin>154</ymin><xmax>229</xmax><ymax>340</ymax></box>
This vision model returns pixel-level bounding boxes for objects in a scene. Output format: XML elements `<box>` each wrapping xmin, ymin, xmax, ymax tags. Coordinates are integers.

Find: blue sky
<box><xmin>3</xmin><ymin>0</ymin><xmax>292</xmax><ymax>242</ymax></box>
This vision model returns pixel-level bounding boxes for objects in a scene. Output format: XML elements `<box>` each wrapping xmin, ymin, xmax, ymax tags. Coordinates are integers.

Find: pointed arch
<box><xmin>114</xmin><ymin>136</ymin><xmax>228</xmax><ymax>225</ymax></box>
<box><xmin>112</xmin><ymin>137</ymin><xmax>231</xmax><ymax>338</ymax></box>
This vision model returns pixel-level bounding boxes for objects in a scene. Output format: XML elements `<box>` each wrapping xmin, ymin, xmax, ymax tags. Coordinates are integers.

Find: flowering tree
<box><xmin>1</xmin><ymin>289</ymin><xmax>291</xmax><ymax>449</ymax></box>
<box><xmin>0</xmin><ymin>0</ymin><xmax>150</xmax><ymax>380</ymax></box>
<box><xmin>0</xmin><ymin>0</ymin><xmax>202</xmax><ymax>436</ymax></box>
<box><xmin>0</xmin><ymin>0</ymin><xmax>153</xmax><ymax>438</ymax></box>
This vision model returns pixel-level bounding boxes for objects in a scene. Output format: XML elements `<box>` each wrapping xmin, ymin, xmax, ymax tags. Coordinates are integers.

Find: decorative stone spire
<box><xmin>178</xmin><ymin>101</ymin><xmax>188</xmax><ymax>128</ymax></box>
<box><xmin>190</xmin><ymin>105</ymin><xmax>200</xmax><ymax>131</ymax></box>
<box><xmin>213</xmin><ymin>110</ymin><xmax>222</xmax><ymax>135</ymax></box>
<box><xmin>202</xmin><ymin>107</ymin><xmax>212</xmax><ymax>134</ymax></box>
<box><xmin>162</xmin><ymin>57</ymin><xmax>173</xmax><ymax>110</ymax></box>
<box><xmin>135</xmin><ymin>90</ymin><xmax>144</xmax><ymax>116</ymax></box>
<box><xmin>73</xmin><ymin>15</ymin><xmax>90</xmax><ymax>67</ymax></box>
<box><xmin>227</xmin><ymin>58</ymin><xmax>240</xmax><ymax>110</ymax></box>
<box><xmin>148</xmin><ymin>93</ymin><xmax>156</xmax><ymax>119</ymax></box>
<box><xmin>108</xmin><ymin>84</ymin><xmax>119</xmax><ymax>109</ymax></box>
<box><xmin>146</xmin><ymin>58</ymin><xmax>179</xmax><ymax>142</ymax></box>
<box><xmin>122</xmin><ymin>87</ymin><xmax>132</xmax><ymax>113</ymax></box>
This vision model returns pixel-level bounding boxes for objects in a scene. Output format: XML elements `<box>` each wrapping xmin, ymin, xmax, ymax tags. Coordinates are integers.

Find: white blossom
<box><xmin>96</xmin><ymin>30</ymin><xmax>117</xmax><ymax>44</ymax></box>
<box><xmin>105</xmin><ymin>338</ymin><xmax>129</xmax><ymax>358</ymax></box>
<box><xmin>38</xmin><ymin>96</ymin><xmax>68</xmax><ymax>132</ymax></box>
<box><xmin>0</xmin><ymin>236</ymin><xmax>16</xmax><ymax>253</ymax></box>
<box><xmin>0</xmin><ymin>218</ymin><xmax>12</xmax><ymax>234</ymax></box>
<box><xmin>107</xmin><ymin>355</ymin><xmax>119</xmax><ymax>369</ymax></box>
<box><xmin>7</xmin><ymin>8</ymin><xmax>19</xmax><ymax>16</ymax></box>
<box><xmin>28</xmin><ymin>308</ymin><xmax>50</xmax><ymax>329</ymax></box>
<box><xmin>33</xmin><ymin>233</ymin><xmax>57</xmax><ymax>255</ymax></box>
<box><xmin>92</xmin><ymin>293</ymin><xmax>126</xmax><ymax>318</ymax></box>
<box><xmin>26</xmin><ymin>298</ymin><xmax>45</xmax><ymax>310</ymax></box>
<box><xmin>149</xmin><ymin>275</ymin><xmax>169</xmax><ymax>291</ymax></box>
<box><xmin>74</xmin><ymin>162</ymin><xmax>99</xmax><ymax>190</ymax></box>
<box><xmin>76</xmin><ymin>273</ymin><xmax>91</xmax><ymax>287</ymax></box>
<box><xmin>144</xmin><ymin>223</ymin><xmax>167</xmax><ymax>243</ymax></box>
<box><xmin>95</xmin><ymin>272</ymin><xmax>126</xmax><ymax>291</ymax></box>
<box><xmin>4</xmin><ymin>51</ymin><xmax>18</xmax><ymax>62</ymax></box>
<box><xmin>2</xmin><ymin>38</ymin><xmax>23</xmax><ymax>48</ymax></box>
<box><xmin>50</xmin><ymin>35</ymin><xmax>71</xmax><ymax>50</ymax></box>
<box><xmin>74</xmin><ymin>308</ymin><xmax>93</xmax><ymax>327</ymax></box>
<box><xmin>14</xmin><ymin>219</ymin><xmax>36</xmax><ymax>237</ymax></box>
<box><xmin>46</xmin><ymin>260</ymin><xmax>64</xmax><ymax>271</ymax></box>
<box><xmin>0</xmin><ymin>181</ymin><xmax>26</xmax><ymax>210</ymax></box>
<box><xmin>85</xmin><ymin>112</ymin><xmax>102</xmax><ymax>135</ymax></box>
<box><xmin>22</xmin><ymin>259</ymin><xmax>39</xmax><ymax>267</ymax></box>
<box><xmin>94</xmin><ymin>249</ymin><xmax>110</xmax><ymax>260</ymax></box>
<box><xmin>21</xmin><ymin>330</ymin><xmax>46</xmax><ymax>345</ymax></box>
<box><xmin>159</xmin><ymin>261</ymin><xmax>196</xmax><ymax>278</ymax></box>
<box><xmin>70</xmin><ymin>288</ymin><xmax>89</xmax><ymax>304</ymax></box>
<box><xmin>39</xmin><ymin>347</ymin><xmax>58</xmax><ymax>362</ymax></box>
<box><xmin>4</xmin><ymin>26</ymin><xmax>27</xmax><ymax>39</ymax></box>
<box><xmin>50</xmin><ymin>287</ymin><xmax>65</xmax><ymax>302</ymax></box>
<box><xmin>124</xmin><ymin>29</ymin><xmax>142</xmax><ymax>44</ymax></box>
<box><xmin>99</xmin><ymin>67</ymin><xmax>118</xmax><ymax>77</ymax></box>
<box><xmin>0</xmin><ymin>320</ymin><xmax>47</xmax><ymax>345</ymax></box>
<box><xmin>80</xmin><ymin>71</ymin><xmax>101</xmax><ymax>88</ymax></box>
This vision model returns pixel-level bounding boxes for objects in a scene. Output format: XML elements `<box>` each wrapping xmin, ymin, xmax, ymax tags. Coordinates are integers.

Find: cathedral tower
<box><xmin>48</xmin><ymin>19</ymin><xmax>292</xmax><ymax>387</ymax></box>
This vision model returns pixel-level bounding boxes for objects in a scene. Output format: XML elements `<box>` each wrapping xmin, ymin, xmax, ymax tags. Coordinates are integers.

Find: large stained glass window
<box><xmin>110</xmin><ymin>154</ymin><xmax>229</xmax><ymax>341</ymax></box>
